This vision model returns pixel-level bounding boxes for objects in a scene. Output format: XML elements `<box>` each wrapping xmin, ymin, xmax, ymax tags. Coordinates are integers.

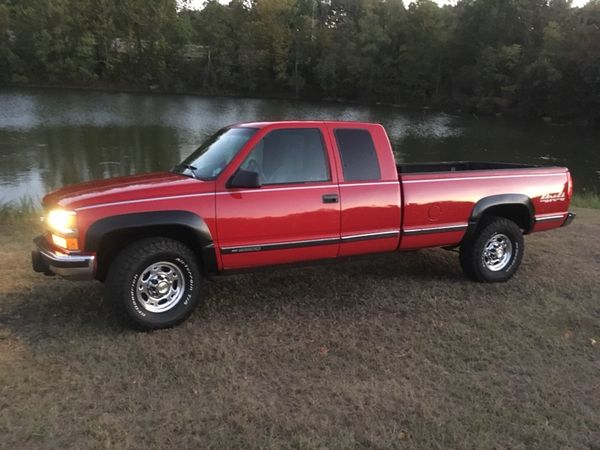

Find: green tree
<box><xmin>1</xmin><ymin>0</ymin><xmax>599</xmax><ymax>125</ymax></box>
<box><xmin>0</xmin><ymin>3</ymin><xmax>14</xmax><ymax>82</ymax></box>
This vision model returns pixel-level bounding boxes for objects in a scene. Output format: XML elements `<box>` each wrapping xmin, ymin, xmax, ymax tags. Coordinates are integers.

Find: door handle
<box><xmin>322</xmin><ymin>194</ymin><xmax>339</xmax><ymax>204</ymax></box>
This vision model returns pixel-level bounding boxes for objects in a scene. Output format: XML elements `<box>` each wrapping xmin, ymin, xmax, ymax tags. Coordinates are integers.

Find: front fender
<box><xmin>85</xmin><ymin>210</ymin><xmax>217</xmax><ymax>273</ymax></box>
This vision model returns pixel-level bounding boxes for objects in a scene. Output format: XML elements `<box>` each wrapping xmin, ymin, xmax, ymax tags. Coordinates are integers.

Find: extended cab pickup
<box><xmin>32</xmin><ymin>121</ymin><xmax>575</xmax><ymax>329</ymax></box>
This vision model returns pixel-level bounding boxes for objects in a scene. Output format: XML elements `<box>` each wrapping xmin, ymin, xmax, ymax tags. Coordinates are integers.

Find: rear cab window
<box><xmin>334</xmin><ymin>129</ymin><xmax>382</xmax><ymax>181</ymax></box>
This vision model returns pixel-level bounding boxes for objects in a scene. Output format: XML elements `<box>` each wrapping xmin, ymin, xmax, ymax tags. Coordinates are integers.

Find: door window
<box><xmin>240</xmin><ymin>128</ymin><xmax>330</xmax><ymax>185</ymax></box>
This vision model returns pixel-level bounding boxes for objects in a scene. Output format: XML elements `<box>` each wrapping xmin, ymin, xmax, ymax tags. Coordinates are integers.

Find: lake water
<box><xmin>0</xmin><ymin>86</ymin><xmax>598</xmax><ymax>204</ymax></box>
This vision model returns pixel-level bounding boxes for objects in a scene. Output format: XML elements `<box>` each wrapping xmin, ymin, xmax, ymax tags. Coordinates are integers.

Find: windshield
<box><xmin>174</xmin><ymin>127</ymin><xmax>258</xmax><ymax>180</ymax></box>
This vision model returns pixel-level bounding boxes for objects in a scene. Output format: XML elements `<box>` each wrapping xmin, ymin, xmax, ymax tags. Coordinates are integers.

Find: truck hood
<box><xmin>43</xmin><ymin>172</ymin><xmax>214</xmax><ymax>211</ymax></box>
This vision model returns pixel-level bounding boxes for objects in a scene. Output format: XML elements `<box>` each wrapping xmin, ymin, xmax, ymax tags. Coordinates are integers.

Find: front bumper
<box><xmin>31</xmin><ymin>236</ymin><xmax>95</xmax><ymax>280</ymax></box>
<box><xmin>561</xmin><ymin>212</ymin><xmax>576</xmax><ymax>227</ymax></box>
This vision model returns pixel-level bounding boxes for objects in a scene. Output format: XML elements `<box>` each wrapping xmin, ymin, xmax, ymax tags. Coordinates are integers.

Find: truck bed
<box><xmin>397</xmin><ymin>161</ymin><xmax>570</xmax><ymax>250</ymax></box>
<box><xmin>397</xmin><ymin>161</ymin><xmax>537</xmax><ymax>174</ymax></box>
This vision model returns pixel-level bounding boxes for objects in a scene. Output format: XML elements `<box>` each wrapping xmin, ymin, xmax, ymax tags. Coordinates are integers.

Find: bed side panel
<box><xmin>399</xmin><ymin>168</ymin><xmax>570</xmax><ymax>250</ymax></box>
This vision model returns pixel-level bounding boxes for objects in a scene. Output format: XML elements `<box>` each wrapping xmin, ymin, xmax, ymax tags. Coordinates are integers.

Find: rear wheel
<box><xmin>105</xmin><ymin>238</ymin><xmax>201</xmax><ymax>329</ymax></box>
<box><xmin>459</xmin><ymin>217</ymin><xmax>524</xmax><ymax>282</ymax></box>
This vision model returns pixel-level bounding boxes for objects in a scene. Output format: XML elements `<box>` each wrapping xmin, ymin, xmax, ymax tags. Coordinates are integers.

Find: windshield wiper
<box><xmin>173</xmin><ymin>163</ymin><xmax>199</xmax><ymax>179</ymax></box>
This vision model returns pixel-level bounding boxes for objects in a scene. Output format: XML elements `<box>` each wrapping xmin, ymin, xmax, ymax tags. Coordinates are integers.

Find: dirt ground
<box><xmin>0</xmin><ymin>208</ymin><xmax>598</xmax><ymax>449</ymax></box>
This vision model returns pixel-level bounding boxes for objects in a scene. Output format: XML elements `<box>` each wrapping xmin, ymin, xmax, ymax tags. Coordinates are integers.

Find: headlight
<box><xmin>46</xmin><ymin>209</ymin><xmax>77</xmax><ymax>235</ymax></box>
<box><xmin>45</xmin><ymin>209</ymin><xmax>79</xmax><ymax>250</ymax></box>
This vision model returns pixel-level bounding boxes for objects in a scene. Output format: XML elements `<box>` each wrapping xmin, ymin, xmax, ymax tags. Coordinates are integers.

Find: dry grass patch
<box><xmin>0</xmin><ymin>209</ymin><xmax>599</xmax><ymax>449</ymax></box>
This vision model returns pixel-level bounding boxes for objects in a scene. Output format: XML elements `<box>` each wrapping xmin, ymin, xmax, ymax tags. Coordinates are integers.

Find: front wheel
<box><xmin>105</xmin><ymin>238</ymin><xmax>202</xmax><ymax>329</ymax></box>
<box><xmin>459</xmin><ymin>217</ymin><xmax>524</xmax><ymax>283</ymax></box>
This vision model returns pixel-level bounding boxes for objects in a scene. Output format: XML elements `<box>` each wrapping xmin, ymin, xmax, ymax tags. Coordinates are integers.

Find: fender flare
<box><xmin>466</xmin><ymin>193</ymin><xmax>534</xmax><ymax>237</ymax></box>
<box><xmin>85</xmin><ymin>210</ymin><xmax>217</xmax><ymax>273</ymax></box>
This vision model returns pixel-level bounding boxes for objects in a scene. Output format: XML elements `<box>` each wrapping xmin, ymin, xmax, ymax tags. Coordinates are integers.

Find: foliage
<box><xmin>0</xmin><ymin>198</ymin><xmax>41</xmax><ymax>223</ymax></box>
<box><xmin>1</xmin><ymin>0</ymin><xmax>599</xmax><ymax>123</ymax></box>
<box><xmin>572</xmin><ymin>192</ymin><xmax>600</xmax><ymax>209</ymax></box>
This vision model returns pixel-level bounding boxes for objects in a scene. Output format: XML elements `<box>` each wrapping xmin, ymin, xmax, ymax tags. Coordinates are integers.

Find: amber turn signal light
<box><xmin>51</xmin><ymin>234</ymin><xmax>79</xmax><ymax>251</ymax></box>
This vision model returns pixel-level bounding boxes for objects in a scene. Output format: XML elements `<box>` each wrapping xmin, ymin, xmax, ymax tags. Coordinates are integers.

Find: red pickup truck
<box><xmin>32</xmin><ymin>121</ymin><xmax>575</xmax><ymax>329</ymax></box>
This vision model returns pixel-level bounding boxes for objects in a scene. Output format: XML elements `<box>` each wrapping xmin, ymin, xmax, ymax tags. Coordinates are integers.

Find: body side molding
<box><xmin>220</xmin><ymin>230</ymin><xmax>399</xmax><ymax>255</ymax></box>
<box><xmin>402</xmin><ymin>224</ymin><xmax>468</xmax><ymax>236</ymax></box>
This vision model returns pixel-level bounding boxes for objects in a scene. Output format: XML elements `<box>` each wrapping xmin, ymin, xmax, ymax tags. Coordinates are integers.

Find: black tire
<box><xmin>105</xmin><ymin>238</ymin><xmax>201</xmax><ymax>329</ymax></box>
<box><xmin>459</xmin><ymin>217</ymin><xmax>524</xmax><ymax>283</ymax></box>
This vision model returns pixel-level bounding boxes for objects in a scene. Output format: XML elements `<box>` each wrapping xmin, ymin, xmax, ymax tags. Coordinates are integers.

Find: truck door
<box><xmin>215</xmin><ymin>125</ymin><xmax>341</xmax><ymax>270</ymax></box>
<box><xmin>325</xmin><ymin>123</ymin><xmax>401</xmax><ymax>256</ymax></box>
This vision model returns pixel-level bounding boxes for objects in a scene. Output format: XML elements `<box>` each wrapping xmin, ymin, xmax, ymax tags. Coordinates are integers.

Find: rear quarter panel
<box><xmin>400</xmin><ymin>167</ymin><xmax>570</xmax><ymax>250</ymax></box>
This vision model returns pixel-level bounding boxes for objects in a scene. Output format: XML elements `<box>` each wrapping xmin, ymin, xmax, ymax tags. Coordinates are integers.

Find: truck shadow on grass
<box><xmin>1</xmin><ymin>249</ymin><xmax>468</xmax><ymax>340</ymax></box>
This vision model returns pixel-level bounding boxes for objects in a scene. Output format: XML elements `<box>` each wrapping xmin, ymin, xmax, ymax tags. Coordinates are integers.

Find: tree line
<box><xmin>1</xmin><ymin>0</ymin><xmax>599</xmax><ymax>124</ymax></box>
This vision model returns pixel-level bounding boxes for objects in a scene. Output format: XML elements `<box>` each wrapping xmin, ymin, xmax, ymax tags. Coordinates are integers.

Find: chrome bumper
<box><xmin>32</xmin><ymin>236</ymin><xmax>95</xmax><ymax>280</ymax></box>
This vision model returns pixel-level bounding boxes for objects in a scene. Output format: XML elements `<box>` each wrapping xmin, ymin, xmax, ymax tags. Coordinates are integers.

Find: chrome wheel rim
<box><xmin>482</xmin><ymin>233</ymin><xmax>513</xmax><ymax>271</ymax></box>
<box><xmin>136</xmin><ymin>261</ymin><xmax>185</xmax><ymax>313</ymax></box>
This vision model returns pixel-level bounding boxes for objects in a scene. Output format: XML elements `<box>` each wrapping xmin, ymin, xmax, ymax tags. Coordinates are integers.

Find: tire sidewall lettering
<box><xmin>129</xmin><ymin>255</ymin><xmax>195</xmax><ymax>318</ymax></box>
<box><xmin>175</xmin><ymin>257</ymin><xmax>193</xmax><ymax>306</ymax></box>
<box><xmin>505</xmin><ymin>240</ymin><xmax>519</xmax><ymax>272</ymax></box>
<box><xmin>129</xmin><ymin>272</ymin><xmax>147</xmax><ymax>317</ymax></box>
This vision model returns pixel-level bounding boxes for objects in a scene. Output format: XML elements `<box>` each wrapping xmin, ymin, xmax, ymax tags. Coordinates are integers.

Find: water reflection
<box><xmin>0</xmin><ymin>87</ymin><xmax>598</xmax><ymax>203</ymax></box>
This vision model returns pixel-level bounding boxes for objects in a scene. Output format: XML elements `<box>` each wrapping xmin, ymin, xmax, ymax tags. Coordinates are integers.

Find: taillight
<box><xmin>566</xmin><ymin>170</ymin><xmax>573</xmax><ymax>200</ymax></box>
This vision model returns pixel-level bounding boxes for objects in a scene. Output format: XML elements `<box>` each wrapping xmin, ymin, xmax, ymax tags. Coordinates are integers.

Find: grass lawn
<box><xmin>0</xmin><ymin>208</ymin><xmax>598</xmax><ymax>449</ymax></box>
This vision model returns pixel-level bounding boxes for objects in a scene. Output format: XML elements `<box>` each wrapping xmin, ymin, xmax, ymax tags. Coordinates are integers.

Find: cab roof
<box><xmin>234</xmin><ymin>120</ymin><xmax>380</xmax><ymax>129</ymax></box>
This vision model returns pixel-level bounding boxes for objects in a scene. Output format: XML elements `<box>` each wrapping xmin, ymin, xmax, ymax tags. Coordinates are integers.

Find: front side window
<box><xmin>239</xmin><ymin>128</ymin><xmax>330</xmax><ymax>185</ymax></box>
<box><xmin>175</xmin><ymin>127</ymin><xmax>257</xmax><ymax>180</ymax></box>
<box><xmin>334</xmin><ymin>129</ymin><xmax>381</xmax><ymax>181</ymax></box>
